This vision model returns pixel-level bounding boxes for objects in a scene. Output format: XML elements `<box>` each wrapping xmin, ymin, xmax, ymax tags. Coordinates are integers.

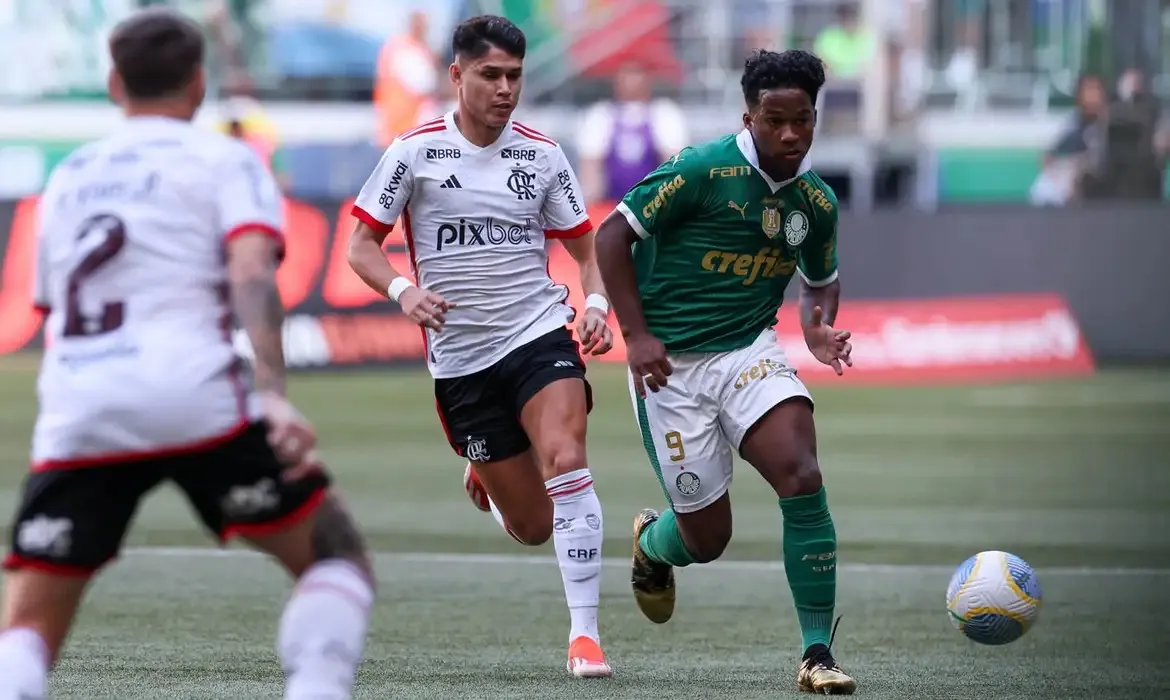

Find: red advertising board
<box><xmin>0</xmin><ymin>196</ymin><xmax>1095</xmax><ymax>384</ymax></box>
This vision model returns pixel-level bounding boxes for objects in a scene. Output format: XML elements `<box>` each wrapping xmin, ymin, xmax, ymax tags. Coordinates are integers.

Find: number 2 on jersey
<box><xmin>63</xmin><ymin>214</ymin><xmax>128</xmax><ymax>337</ymax></box>
<box><xmin>665</xmin><ymin>431</ymin><xmax>686</xmax><ymax>462</ymax></box>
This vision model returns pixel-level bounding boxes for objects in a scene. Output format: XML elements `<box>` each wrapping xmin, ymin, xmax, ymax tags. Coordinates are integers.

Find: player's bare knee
<box><xmin>677</xmin><ymin>511</ymin><xmax>732</xmax><ymax>563</ymax></box>
<box><xmin>538</xmin><ymin>441</ymin><xmax>587</xmax><ymax>480</ymax></box>
<box><xmin>770</xmin><ymin>455</ymin><xmax>823</xmax><ymax>499</ymax></box>
<box><xmin>686</xmin><ymin>528</ymin><xmax>731</xmax><ymax>564</ymax></box>
<box><xmin>506</xmin><ymin>516</ymin><xmax>552</xmax><ymax>546</ymax></box>
<box><xmin>309</xmin><ymin>493</ymin><xmax>375</xmax><ymax>585</ymax></box>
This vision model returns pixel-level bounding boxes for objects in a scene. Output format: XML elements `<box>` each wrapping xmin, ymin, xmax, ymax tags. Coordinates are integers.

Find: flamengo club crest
<box><xmin>761</xmin><ymin>205</ymin><xmax>782</xmax><ymax>239</ymax></box>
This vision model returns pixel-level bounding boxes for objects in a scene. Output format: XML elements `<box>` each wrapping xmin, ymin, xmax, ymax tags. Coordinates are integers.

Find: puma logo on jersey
<box><xmin>727</xmin><ymin>200</ymin><xmax>748</xmax><ymax>219</ymax></box>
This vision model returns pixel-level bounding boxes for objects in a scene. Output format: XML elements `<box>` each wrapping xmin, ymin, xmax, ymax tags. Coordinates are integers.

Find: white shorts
<box><xmin>627</xmin><ymin>328</ymin><xmax>812</xmax><ymax>513</ymax></box>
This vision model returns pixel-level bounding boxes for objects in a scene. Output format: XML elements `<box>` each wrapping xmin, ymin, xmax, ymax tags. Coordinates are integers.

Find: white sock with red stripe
<box><xmin>546</xmin><ymin>468</ymin><xmax>603</xmax><ymax>643</ymax></box>
<box><xmin>277</xmin><ymin>559</ymin><xmax>373</xmax><ymax>700</ymax></box>
<box><xmin>0</xmin><ymin>627</ymin><xmax>49</xmax><ymax>700</ymax></box>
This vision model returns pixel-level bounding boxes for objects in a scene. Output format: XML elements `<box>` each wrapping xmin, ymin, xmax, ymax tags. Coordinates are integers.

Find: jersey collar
<box><xmin>736</xmin><ymin>129</ymin><xmax>810</xmax><ymax>193</ymax></box>
<box><xmin>445</xmin><ymin>109</ymin><xmax>511</xmax><ymax>153</ymax></box>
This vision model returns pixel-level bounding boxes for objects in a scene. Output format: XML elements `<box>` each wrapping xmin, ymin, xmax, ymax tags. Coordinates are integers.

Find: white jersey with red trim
<box><xmin>352</xmin><ymin>111</ymin><xmax>592</xmax><ymax>379</ymax></box>
<box><xmin>29</xmin><ymin>116</ymin><xmax>283</xmax><ymax>468</ymax></box>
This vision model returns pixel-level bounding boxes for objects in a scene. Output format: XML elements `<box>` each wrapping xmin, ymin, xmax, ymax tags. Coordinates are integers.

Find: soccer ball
<box><xmin>945</xmin><ymin>550</ymin><xmax>1042</xmax><ymax>645</ymax></box>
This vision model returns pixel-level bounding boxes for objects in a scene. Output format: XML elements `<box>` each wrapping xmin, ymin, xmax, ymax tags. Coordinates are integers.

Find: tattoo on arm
<box><xmin>231</xmin><ymin>275</ymin><xmax>286</xmax><ymax>395</ymax></box>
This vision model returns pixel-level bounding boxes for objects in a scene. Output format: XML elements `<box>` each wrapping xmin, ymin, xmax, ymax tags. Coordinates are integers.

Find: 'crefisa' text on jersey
<box><xmin>352</xmin><ymin>111</ymin><xmax>592</xmax><ymax>379</ymax></box>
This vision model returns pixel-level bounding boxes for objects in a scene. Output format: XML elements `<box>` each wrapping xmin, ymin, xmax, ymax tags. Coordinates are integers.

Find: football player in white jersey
<box><xmin>348</xmin><ymin>15</ymin><xmax>615</xmax><ymax>679</ymax></box>
<box><xmin>0</xmin><ymin>10</ymin><xmax>375</xmax><ymax>700</ymax></box>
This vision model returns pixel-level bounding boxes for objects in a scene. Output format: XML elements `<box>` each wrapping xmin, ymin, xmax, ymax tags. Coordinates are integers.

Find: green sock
<box><xmin>780</xmin><ymin>487</ymin><xmax>837</xmax><ymax>653</ymax></box>
<box><xmin>638</xmin><ymin>508</ymin><xmax>697</xmax><ymax>567</ymax></box>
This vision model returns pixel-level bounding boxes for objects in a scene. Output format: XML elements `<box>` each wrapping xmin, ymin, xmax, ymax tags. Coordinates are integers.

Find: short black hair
<box><xmin>109</xmin><ymin>8</ymin><xmax>204</xmax><ymax>99</ymax></box>
<box><xmin>741</xmin><ymin>49</ymin><xmax>826</xmax><ymax>108</ymax></box>
<box><xmin>452</xmin><ymin>15</ymin><xmax>526</xmax><ymax>60</ymax></box>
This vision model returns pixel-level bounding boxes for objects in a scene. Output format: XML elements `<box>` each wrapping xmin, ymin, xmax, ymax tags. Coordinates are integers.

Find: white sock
<box><xmin>0</xmin><ymin>627</ymin><xmax>49</xmax><ymax>700</ymax></box>
<box><xmin>546</xmin><ymin>468</ymin><xmax>603</xmax><ymax>643</ymax></box>
<box><xmin>278</xmin><ymin>559</ymin><xmax>374</xmax><ymax>700</ymax></box>
<box><xmin>488</xmin><ymin>497</ymin><xmax>507</xmax><ymax>531</ymax></box>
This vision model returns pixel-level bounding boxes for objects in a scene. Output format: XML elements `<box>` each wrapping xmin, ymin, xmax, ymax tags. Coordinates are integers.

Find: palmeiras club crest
<box><xmin>784</xmin><ymin>210</ymin><xmax>809</xmax><ymax>246</ymax></box>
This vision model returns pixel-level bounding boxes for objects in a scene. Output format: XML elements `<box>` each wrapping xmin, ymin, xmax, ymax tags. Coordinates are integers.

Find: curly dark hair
<box><xmin>741</xmin><ymin>49</ymin><xmax>826</xmax><ymax>108</ymax></box>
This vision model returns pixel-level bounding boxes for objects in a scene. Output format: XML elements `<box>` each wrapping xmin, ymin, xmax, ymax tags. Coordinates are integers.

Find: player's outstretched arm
<box><xmin>796</xmin><ymin>199</ymin><xmax>852</xmax><ymax>375</ymax></box>
<box><xmin>799</xmin><ymin>278</ymin><xmax>851</xmax><ymax>375</ymax></box>
<box><xmin>227</xmin><ymin>232</ymin><xmax>287</xmax><ymax>396</ymax></box>
<box><xmin>560</xmin><ymin>230</ymin><xmax>613</xmax><ymax>355</ymax></box>
<box><xmin>595</xmin><ymin>211</ymin><xmax>671</xmax><ymax>394</ymax></box>
<box><xmin>226</xmin><ymin>231</ymin><xmax>320</xmax><ymax>469</ymax></box>
<box><xmin>347</xmin><ymin>221</ymin><xmax>453</xmax><ymax>331</ymax></box>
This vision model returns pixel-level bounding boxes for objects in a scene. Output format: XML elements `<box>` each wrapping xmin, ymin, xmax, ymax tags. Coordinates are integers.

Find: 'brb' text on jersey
<box><xmin>617</xmin><ymin>129</ymin><xmax>840</xmax><ymax>354</ymax></box>
<box><xmin>352</xmin><ymin>111</ymin><xmax>592</xmax><ymax>379</ymax></box>
<box><xmin>31</xmin><ymin>116</ymin><xmax>285</xmax><ymax>468</ymax></box>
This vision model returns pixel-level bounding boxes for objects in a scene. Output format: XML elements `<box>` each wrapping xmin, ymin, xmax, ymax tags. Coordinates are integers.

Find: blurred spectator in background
<box><xmin>576</xmin><ymin>61</ymin><xmax>688</xmax><ymax>204</ymax></box>
<box><xmin>205</xmin><ymin>0</ymin><xmax>266</xmax><ymax>91</ymax></box>
<box><xmin>813</xmin><ymin>3</ymin><xmax>875</xmax><ymax>80</ymax></box>
<box><xmin>944</xmin><ymin>0</ymin><xmax>982</xmax><ymax>93</ymax></box>
<box><xmin>219</xmin><ymin>92</ymin><xmax>289</xmax><ymax>190</ymax></box>
<box><xmin>1095</xmin><ymin>67</ymin><xmax>1166</xmax><ymax>200</ymax></box>
<box><xmin>373</xmin><ymin>10</ymin><xmax>439</xmax><ymax>147</ymax></box>
<box><xmin>1030</xmin><ymin>73</ymin><xmax>1106</xmax><ymax>206</ymax></box>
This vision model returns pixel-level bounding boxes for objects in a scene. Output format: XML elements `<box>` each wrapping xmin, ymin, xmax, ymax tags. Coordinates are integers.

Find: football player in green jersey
<box><xmin>594</xmin><ymin>49</ymin><xmax>856</xmax><ymax>694</ymax></box>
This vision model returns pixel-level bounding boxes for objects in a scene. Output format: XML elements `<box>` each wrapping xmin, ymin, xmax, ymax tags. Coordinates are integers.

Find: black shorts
<box><xmin>3</xmin><ymin>423</ymin><xmax>330</xmax><ymax>576</ymax></box>
<box><xmin>434</xmin><ymin>327</ymin><xmax>592</xmax><ymax>463</ymax></box>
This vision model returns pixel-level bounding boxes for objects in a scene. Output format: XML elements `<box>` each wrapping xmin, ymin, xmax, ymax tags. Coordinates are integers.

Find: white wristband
<box><xmin>585</xmin><ymin>293</ymin><xmax>609</xmax><ymax>315</ymax></box>
<box><xmin>387</xmin><ymin>276</ymin><xmax>415</xmax><ymax>303</ymax></box>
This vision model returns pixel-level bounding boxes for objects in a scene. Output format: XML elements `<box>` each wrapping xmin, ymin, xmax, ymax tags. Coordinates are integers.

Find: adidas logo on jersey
<box><xmin>439</xmin><ymin>175</ymin><xmax>463</xmax><ymax>189</ymax></box>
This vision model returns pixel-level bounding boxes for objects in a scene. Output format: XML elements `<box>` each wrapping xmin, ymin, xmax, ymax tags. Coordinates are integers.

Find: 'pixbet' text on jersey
<box><xmin>436</xmin><ymin>217</ymin><xmax>535</xmax><ymax>250</ymax></box>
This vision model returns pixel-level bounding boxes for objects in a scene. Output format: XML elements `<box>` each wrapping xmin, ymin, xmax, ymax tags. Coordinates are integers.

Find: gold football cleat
<box><xmin>797</xmin><ymin>617</ymin><xmax>857</xmax><ymax>695</ymax></box>
<box><xmin>630</xmin><ymin>508</ymin><xmax>676</xmax><ymax>624</ymax></box>
<box><xmin>797</xmin><ymin>655</ymin><xmax>857</xmax><ymax>695</ymax></box>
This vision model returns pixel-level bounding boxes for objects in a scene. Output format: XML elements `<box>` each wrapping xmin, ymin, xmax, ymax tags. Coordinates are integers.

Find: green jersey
<box><xmin>616</xmin><ymin>131</ymin><xmax>839</xmax><ymax>353</ymax></box>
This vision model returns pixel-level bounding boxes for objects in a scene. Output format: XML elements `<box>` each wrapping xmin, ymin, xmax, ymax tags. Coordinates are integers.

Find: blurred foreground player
<box><xmin>0</xmin><ymin>10</ymin><xmax>374</xmax><ymax>700</ymax></box>
<box><xmin>348</xmin><ymin>15</ymin><xmax>614</xmax><ymax>678</ymax></box>
<box><xmin>595</xmin><ymin>49</ymin><xmax>857</xmax><ymax>694</ymax></box>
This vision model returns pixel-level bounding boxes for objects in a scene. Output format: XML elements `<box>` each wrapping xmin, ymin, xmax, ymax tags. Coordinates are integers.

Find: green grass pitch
<box><xmin>0</xmin><ymin>355</ymin><xmax>1167</xmax><ymax>698</ymax></box>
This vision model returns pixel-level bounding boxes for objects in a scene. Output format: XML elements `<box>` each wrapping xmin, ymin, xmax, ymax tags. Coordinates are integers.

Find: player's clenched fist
<box><xmin>399</xmin><ymin>286</ymin><xmax>456</xmax><ymax>332</ymax></box>
<box><xmin>577</xmin><ymin>308</ymin><xmax>614</xmax><ymax>356</ymax></box>
<box><xmin>626</xmin><ymin>333</ymin><xmax>672</xmax><ymax>398</ymax></box>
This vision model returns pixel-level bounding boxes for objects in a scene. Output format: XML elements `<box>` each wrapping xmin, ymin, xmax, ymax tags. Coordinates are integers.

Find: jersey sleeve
<box><xmin>352</xmin><ymin>138</ymin><xmax>415</xmax><ymax>235</ymax></box>
<box><xmin>31</xmin><ymin>227</ymin><xmax>50</xmax><ymax>312</ymax></box>
<box><xmin>541</xmin><ymin>146</ymin><xmax>592</xmax><ymax>239</ymax></box>
<box><xmin>217</xmin><ymin>142</ymin><xmax>285</xmax><ymax>255</ymax></box>
<box><xmin>31</xmin><ymin>174</ymin><xmax>61</xmax><ymax>313</ymax></box>
<box><xmin>615</xmin><ymin>150</ymin><xmax>702</xmax><ymax>239</ymax></box>
<box><xmin>797</xmin><ymin>202</ymin><xmax>839</xmax><ymax>287</ymax></box>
